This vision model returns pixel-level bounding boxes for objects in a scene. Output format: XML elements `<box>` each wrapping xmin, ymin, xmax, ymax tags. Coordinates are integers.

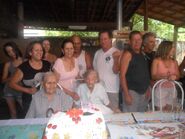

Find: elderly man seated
<box><xmin>26</xmin><ymin>72</ymin><xmax>65</xmax><ymax>118</ymax></box>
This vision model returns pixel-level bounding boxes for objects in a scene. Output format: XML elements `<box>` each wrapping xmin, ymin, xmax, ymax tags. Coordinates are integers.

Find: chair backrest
<box><xmin>35</xmin><ymin>82</ymin><xmax>64</xmax><ymax>91</ymax></box>
<box><xmin>152</xmin><ymin>79</ymin><xmax>184</xmax><ymax>112</ymax></box>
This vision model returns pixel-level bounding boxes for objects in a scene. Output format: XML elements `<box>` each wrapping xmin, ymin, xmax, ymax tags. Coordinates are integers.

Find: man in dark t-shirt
<box><xmin>142</xmin><ymin>32</ymin><xmax>156</xmax><ymax>78</ymax></box>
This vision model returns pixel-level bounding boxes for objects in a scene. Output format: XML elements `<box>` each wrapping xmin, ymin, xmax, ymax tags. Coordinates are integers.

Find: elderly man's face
<box><xmin>72</xmin><ymin>36</ymin><xmax>82</xmax><ymax>53</ymax></box>
<box><xmin>43</xmin><ymin>75</ymin><xmax>57</xmax><ymax>94</ymax></box>
<box><xmin>145</xmin><ymin>36</ymin><xmax>156</xmax><ymax>51</ymax></box>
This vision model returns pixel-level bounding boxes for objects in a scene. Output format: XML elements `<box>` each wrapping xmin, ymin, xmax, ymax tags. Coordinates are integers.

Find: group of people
<box><xmin>1</xmin><ymin>30</ymin><xmax>182</xmax><ymax>119</ymax></box>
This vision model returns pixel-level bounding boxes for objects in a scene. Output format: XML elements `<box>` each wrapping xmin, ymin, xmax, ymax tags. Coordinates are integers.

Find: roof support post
<box><xmin>173</xmin><ymin>26</ymin><xmax>178</xmax><ymax>58</ymax></box>
<box><xmin>173</xmin><ymin>26</ymin><xmax>178</xmax><ymax>47</ymax></box>
<box><xmin>117</xmin><ymin>0</ymin><xmax>123</xmax><ymax>30</ymax></box>
<box><xmin>144</xmin><ymin>0</ymin><xmax>148</xmax><ymax>31</ymax></box>
<box><xmin>17</xmin><ymin>2</ymin><xmax>24</xmax><ymax>38</ymax></box>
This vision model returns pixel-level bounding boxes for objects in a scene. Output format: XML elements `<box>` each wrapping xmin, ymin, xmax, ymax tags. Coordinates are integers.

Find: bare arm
<box><xmin>9</xmin><ymin>69</ymin><xmax>37</xmax><ymax>94</ymax></box>
<box><xmin>112</xmin><ymin>50</ymin><xmax>122</xmax><ymax>74</ymax></box>
<box><xmin>120</xmin><ymin>51</ymin><xmax>132</xmax><ymax>105</ymax></box>
<box><xmin>151</xmin><ymin>59</ymin><xmax>167</xmax><ymax>80</ymax></box>
<box><xmin>106</xmin><ymin>103</ymin><xmax>121</xmax><ymax>113</ymax></box>
<box><xmin>85</xmin><ymin>51</ymin><xmax>93</xmax><ymax>70</ymax></box>
<box><xmin>53</xmin><ymin>69</ymin><xmax>80</xmax><ymax>101</ymax></box>
<box><xmin>2</xmin><ymin>62</ymin><xmax>10</xmax><ymax>83</ymax></box>
<box><xmin>151</xmin><ymin>59</ymin><xmax>179</xmax><ymax>81</ymax></box>
<box><xmin>168</xmin><ymin>60</ymin><xmax>180</xmax><ymax>80</ymax></box>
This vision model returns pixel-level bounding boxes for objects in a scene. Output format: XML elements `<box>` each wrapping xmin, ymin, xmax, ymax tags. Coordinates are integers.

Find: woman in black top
<box><xmin>9</xmin><ymin>41</ymin><xmax>51</xmax><ymax>117</ymax></box>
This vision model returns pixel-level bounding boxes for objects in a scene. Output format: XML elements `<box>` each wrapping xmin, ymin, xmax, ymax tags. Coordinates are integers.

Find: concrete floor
<box><xmin>0</xmin><ymin>98</ymin><xmax>10</xmax><ymax>119</ymax></box>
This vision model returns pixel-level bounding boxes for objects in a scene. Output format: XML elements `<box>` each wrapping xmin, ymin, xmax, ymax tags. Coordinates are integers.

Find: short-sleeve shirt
<box><xmin>93</xmin><ymin>47</ymin><xmax>120</xmax><ymax>93</ymax></box>
<box><xmin>26</xmin><ymin>88</ymin><xmax>64</xmax><ymax>118</ymax></box>
<box><xmin>76</xmin><ymin>83</ymin><xmax>110</xmax><ymax>106</ymax></box>
<box><xmin>18</xmin><ymin>60</ymin><xmax>51</xmax><ymax>103</ymax></box>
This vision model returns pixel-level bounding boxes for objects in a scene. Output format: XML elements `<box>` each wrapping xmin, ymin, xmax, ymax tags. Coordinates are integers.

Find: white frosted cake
<box><xmin>43</xmin><ymin>108</ymin><xmax>108</xmax><ymax>139</ymax></box>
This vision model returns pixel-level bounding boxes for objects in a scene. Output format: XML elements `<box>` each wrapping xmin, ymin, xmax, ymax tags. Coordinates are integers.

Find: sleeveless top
<box><xmin>53</xmin><ymin>58</ymin><xmax>79</xmax><ymax>92</ymax></box>
<box><xmin>126</xmin><ymin>49</ymin><xmax>150</xmax><ymax>94</ymax></box>
<box><xmin>53</xmin><ymin>58</ymin><xmax>79</xmax><ymax>111</ymax></box>
<box><xmin>155</xmin><ymin>59</ymin><xmax>177</xmax><ymax>88</ymax></box>
<box><xmin>76</xmin><ymin>50</ymin><xmax>87</xmax><ymax>77</ymax></box>
<box><xmin>156</xmin><ymin>59</ymin><xmax>176</xmax><ymax>77</ymax></box>
<box><xmin>3</xmin><ymin>61</ymin><xmax>21</xmax><ymax>97</ymax></box>
<box><xmin>9</xmin><ymin>61</ymin><xmax>17</xmax><ymax>74</ymax></box>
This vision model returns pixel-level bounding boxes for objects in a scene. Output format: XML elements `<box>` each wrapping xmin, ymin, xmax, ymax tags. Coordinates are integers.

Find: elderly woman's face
<box><xmin>85</xmin><ymin>73</ymin><xmax>97</xmax><ymax>90</ymax></box>
<box><xmin>43</xmin><ymin>75</ymin><xmax>57</xmax><ymax>94</ymax></box>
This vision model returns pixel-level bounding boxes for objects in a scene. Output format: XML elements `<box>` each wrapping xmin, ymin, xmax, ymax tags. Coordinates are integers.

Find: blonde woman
<box><xmin>151</xmin><ymin>41</ymin><xmax>180</xmax><ymax>110</ymax></box>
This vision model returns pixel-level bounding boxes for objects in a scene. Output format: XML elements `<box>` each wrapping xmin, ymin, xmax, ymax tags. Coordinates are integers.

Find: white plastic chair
<box><xmin>35</xmin><ymin>82</ymin><xmax>64</xmax><ymax>91</ymax></box>
<box><xmin>152</xmin><ymin>79</ymin><xmax>184</xmax><ymax>112</ymax></box>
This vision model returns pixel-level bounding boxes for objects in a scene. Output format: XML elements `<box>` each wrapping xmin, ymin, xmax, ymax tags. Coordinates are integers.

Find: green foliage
<box><xmin>131</xmin><ymin>14</ymin><xmax>185</xmax><ymax>63</ymax></box>
<box><xmin>44</xmin><ymin>14</ymin><xmax>185</xmax><ymax>41</ymax></box>
<box><xmin>178</xmin><ymin>28</ymin><xmax>185</xmax><ymax>41</ymax></box>
<box><xmin>131</xmin><ymin>14</ymin><xmax>185</xmax><ymax>41</ymax></box>
<box><xmin>44</xmin><ymin>30</ymin><xmax>98</xmax><ymax>38</ymax></box>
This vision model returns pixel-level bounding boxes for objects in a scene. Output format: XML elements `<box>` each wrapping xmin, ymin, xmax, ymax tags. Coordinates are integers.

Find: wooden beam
<box><xmin>101</xmin><ymin>0</ymin><xmax>112</xmax><ymax>21</ymax></box>
<box><xmin>24</xmin><ymin>21</ymin><xmax>132</xmax><ymax>31</ymax></box>
<box><xmin>137</xmin><ymin>9</ymin><xmax>184</xmax><ymax>27</ymax></box>
<box><xmin>106</xmin><ymin>1</ymin><xmax>116</xmax><ymax>20</ymax></box>
<box><xmin>144</xmin><ymin>0</ymin><xmax>148</xmax><ymax>31</ymax></box>
<box><xmin>137</xmin><ymin>0</ymin><xmax>185</xmax><ymax>27</ymax></box>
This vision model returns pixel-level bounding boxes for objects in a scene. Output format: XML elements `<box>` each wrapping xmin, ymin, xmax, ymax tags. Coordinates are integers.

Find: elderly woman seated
<box><xmin>26</xmin><ymin>72</ymin><xmax>65</xmax><ymax>118</ymax></box>
<box><xmin>75</xmin><ymin>69</ymin><xmax>120</xmax><ymax>114</ymax></box>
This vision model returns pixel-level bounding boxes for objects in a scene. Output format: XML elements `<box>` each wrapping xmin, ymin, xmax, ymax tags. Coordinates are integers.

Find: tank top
<box><xmin>126</xmin><ymin>49</ymin><xmax>150</xmax><ymax>94</ymax></box>
<box><xmin>9</xmin><ymin>61</ymin><xmax>17</xmax><ymax>75</ymax></box>
<box><xmin>53</xmin><ymin>58</ymin><xmax>79</xmax><ymax>92</ymax></box>
<box><xmin>3</xmin><ymin>61</ymin><xmax>21</xmax><ymax>97</ymax></box>
<box><xmin>155</xmin><ymin>59</ymin><xmax>177</xmax><ymax>88</ymax></box>
<box><xmin>76</xmin><ymin>50</ymin><xmax>86</xmax><ymax>77</ymax></box>
<box><xmin>53</xmin><ymin>58</ymin><xmax>79</xmax><ymax>110</ymax></box>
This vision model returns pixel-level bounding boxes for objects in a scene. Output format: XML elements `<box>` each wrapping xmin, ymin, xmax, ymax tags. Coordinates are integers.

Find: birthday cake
<box><xmin>43</xmin><ymin>108</ymin><xmax>108</xmax><ymax>139</ymax></box>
